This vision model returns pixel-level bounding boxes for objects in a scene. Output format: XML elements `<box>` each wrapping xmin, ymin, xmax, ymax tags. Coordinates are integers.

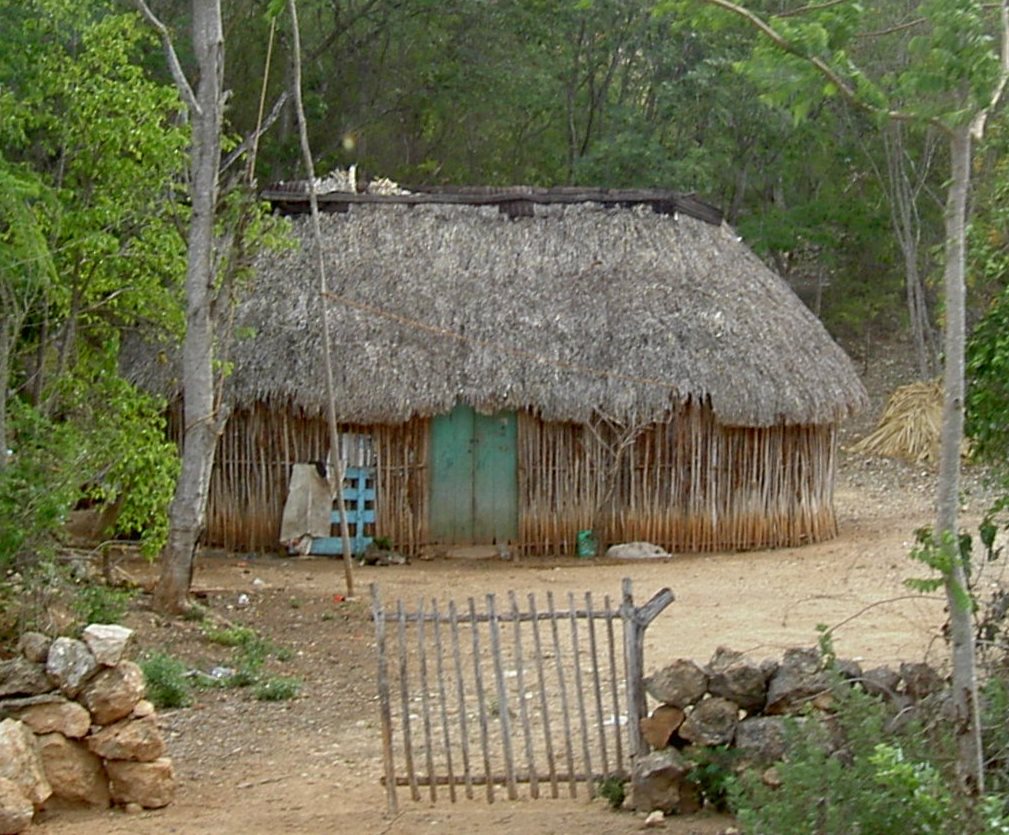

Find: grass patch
<box><xmin>253</xmin><ymin>676</ymin><xmax>301</xmax><ymax>702</ymax></box>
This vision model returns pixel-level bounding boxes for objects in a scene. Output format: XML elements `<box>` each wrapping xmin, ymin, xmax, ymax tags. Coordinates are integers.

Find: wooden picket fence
<box><xmin>371</xmin><ymin>579</ymin><xmax>673</xmax><ymax>813</ymax></box>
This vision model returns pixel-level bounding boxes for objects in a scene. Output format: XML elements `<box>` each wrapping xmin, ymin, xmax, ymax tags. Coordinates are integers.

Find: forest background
<box><xmin>5</xmin><ymin>0</ymin><xmax>1009</xmax><ymax>621</ymax></box>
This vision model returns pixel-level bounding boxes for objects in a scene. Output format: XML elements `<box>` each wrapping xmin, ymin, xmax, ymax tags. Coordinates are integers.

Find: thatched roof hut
<box><xmin>131</xmin><ymin>186</ymin><xmax>867</xmax><ymax>555</ymax></box>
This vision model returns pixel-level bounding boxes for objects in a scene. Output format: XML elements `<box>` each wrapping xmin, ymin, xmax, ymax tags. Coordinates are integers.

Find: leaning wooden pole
<box><xmin>286</xmin><ymin>0</ymin><xmax>354</xmax><ymax>596</ymax></box>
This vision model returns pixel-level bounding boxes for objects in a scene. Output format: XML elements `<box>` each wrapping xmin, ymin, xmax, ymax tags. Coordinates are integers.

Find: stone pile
<box><xmin>632</xmin><ymin>645</ymin><xmax>945</xmax><ymax>815</ymax></box>
<box><xmin>0</xmin><ymin>624</ymin><xmax>175</xmax><ymax>833</ymax></box>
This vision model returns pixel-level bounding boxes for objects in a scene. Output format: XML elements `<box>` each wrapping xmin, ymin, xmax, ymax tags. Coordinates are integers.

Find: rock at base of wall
<box><xmin>36</xmin><ymin>733</ymin><xmax>110</xmax><ymax>808</ymax></box>
<box><xmin>631</xmin><ymin>748</ymin><xmax>695</xmax><ymax>814</ymax></box>
<box><xmin>0</xmin><ymin>778</ymin><xmax>34</xmax><ymax>835</ymax></box>
<box><xmin>106</xmin><ymin>758</ymin><xmax>176</xmax><ymax>809</ymax></box>
<box><xmin>0</xmin><ymin>720</ymin><xmax>51</xmax><ymax>808</ymax></box>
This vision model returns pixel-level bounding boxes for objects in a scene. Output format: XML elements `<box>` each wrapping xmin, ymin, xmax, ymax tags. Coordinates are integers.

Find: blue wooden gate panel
<box><xmin>310</xmin><ymin>466</ymin><xmax>376</xmax><ymax>556</ymax></box>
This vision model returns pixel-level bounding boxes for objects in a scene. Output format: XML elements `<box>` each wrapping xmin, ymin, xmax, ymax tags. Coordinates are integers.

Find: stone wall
<box><xmin>632</xmin><ymin>645</ymin><xmax>945</xmax><ymax>815</ymax></box>
<box><xmin>0</xmin><ymin>625</ymin><xmax>176</xmax><ymax>833</ymax></box>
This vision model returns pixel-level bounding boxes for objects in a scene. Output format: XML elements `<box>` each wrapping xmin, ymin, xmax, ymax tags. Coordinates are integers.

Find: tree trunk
<box><xmin>153</xmin><ymin>0</ymin><xmax>225</xmax><ymax>614</ymax></box>
<box><xmin>938</xmin><ymin>124</ymin><xmax>984</xmax><ymax>796</ymax></box>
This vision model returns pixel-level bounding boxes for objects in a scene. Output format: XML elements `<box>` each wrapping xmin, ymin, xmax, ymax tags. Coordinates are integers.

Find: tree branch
<box><xmin>131</xmin><ymin>0</ymin><xmax>199</xmax><ymax>115</ymax></box>
<box><xmin>220</xmin><ymin>91</ymin><xmax>290</xmax><ymax>174</ymax></box>
<box><xmin>972</xmin><ymin>0</ymin><xmax>1009</xmax><ymax>139</ymax></box>
<box><xmin>776</xmin><ymin>0</ymin><xmax>849</xmax><ymax>19</ymax></box>
<box><xmin>698</xmin><ymin>0</ymin><xmax>944</xmax><ymax>132</ymax></box>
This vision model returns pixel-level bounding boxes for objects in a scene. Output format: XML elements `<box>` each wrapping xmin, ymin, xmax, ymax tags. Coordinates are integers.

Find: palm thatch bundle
<box><xmin>849</xmin><ymin>379</ymin><xmax>943</xmax><ymax>463</ymax></box>
<box><xmin>125</xmin><ymin>187</ymin><xmax>868</xmax><ymax>555</ymax></box>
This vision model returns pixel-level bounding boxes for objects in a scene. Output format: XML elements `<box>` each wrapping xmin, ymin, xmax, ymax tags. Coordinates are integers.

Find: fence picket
<box><xmin>372</xmin><ymin>580</ymin><xmax>672</xmax><ymax>812</ymax></box>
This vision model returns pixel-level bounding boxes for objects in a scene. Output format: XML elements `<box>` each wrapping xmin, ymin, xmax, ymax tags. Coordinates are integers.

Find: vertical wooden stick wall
<box><xmin>202</xmin><ymin>403</ymin><xmax>429</xmax><ymax>553</ymax></box>
<box><xmin>200</xmin><ymin>399</ymin><xmax>837</xmax><ymax>556</ymax></box>
<box><xmin>519</xmin><ymin>403</ymin><xmax>838</xmax><ymax>556</ymax></box>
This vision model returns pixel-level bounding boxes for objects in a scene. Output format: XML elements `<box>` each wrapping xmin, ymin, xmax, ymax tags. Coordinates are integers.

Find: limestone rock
<box><xmin>900</xmin><ymin>662</ymin><xmax>944</xmax><ymax>701</ymax></box>
<box><xmin>707</xmin><ymin>650</ymin><xmax>771</xmax><ymax>713</ymax></box>
<box><xmin>764</xmin><ymin>647</ymin><xmax>830</xmax><ymax>715</ymax></box>
<box><xmin>82</xmin><ymin>624</ymin><xmax>134</xmax><ymax>668</ymax></box>
<box><xmin>861</xmin><ymin>666</ymin><xmax>901</xmax><ymax>700</ymax></box>
<box><xmin>631</xmin><ymin>748</ymin><xmax>694</xmax><ymax>814</ymax></box>
<box><xmin>8</xmin><ymin>698</ymin><xmax>90</xmax><ymax>739</ymax></box>
<box><xmin>46</xmin><ymin>638</ymin><xmax>98</xmax><ymax>698</ymax></box>
<box><xmin>36</xmin><ymin>733</ymin><xmax>110</xmax><ymax>808</ymax></box>
<box><xmin>734</xmin><ymin>716</ymin><xmax>790</xmax><ymax>765</ymax></box>
<box><xmin>16</xmin><ymin>633</ymin><xmax>51</xmax><ymax>665</ymax></box>
<box><xmin>644</xmin><ymin>659</ymin><xmax>708</xmax><ymax>708</ymax></box>
<box><xmin>0</xmin><ymin>719</ymin><xmax>51</xmax><ymax>807</ymax></box>
<box><xmin>0</xmin><ymin>695</ymin><xmax>59</xmax><ymax>723</ymax></box>
<box><xmin>106</xmin><ymin>758</ymin><xmax>175</xmax><ymax>809</ymax></box>
<box><xmin>640</xmin><ymin>705</ymin><xmax>685</xmax><ymax>750</ymax></box>
<box><xmin>0</xmin><ymin>777</ymin><xmax>34</xmax><ymax>835</ymax></box>
<box><xmin>131</xmin><ymin>700</ymin><xmax>156</xmax><ymax>719</ymax></box>
<box><xmin>678</xmin><ymin>696</ymin><xmax>738</xmax><ymax>746</ymax></box>
<box><xmin>0</xmin><ymin>658</ymin><xmax>51</xmax><ymax>698</ymax></box>
<box><xmin>605</xmin><ymin>542</ymin><xmax>670</xmax><ymax>560</ymax></box>
<box><xmin>79</xmin><ymin>661</ymin><xmax>145</xmax><ymax>726</ymax></box>
<box><xmin>87</xmin><ymin>715</ymin><xmax>166</xmax><ymax>762</ymax></box>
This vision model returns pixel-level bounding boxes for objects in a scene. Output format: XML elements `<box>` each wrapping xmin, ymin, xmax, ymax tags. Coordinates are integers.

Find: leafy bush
<box><xmin>0</xmin><ymin>401</ymin><xmax>82</xmax><ymax>571</ymax></box>
<box><xmin>253</xmin><ymin>676</ymin><xmax>300</xmax><ymax>702</ymax></box>
<box><xmin>140</xmin><ymin>652</ymin><xmax>192</xmax><ymax>709</ymax></box>
<box><xmin>72</xmin><ymin>583</ymin><xmax>135</xmax><ymax>625</ymax></box>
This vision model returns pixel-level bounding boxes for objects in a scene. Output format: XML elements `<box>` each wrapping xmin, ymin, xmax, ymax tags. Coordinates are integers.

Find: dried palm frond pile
<box><xmin>849</xmin><ymin>379</ymin><xmax>943</xmax><ymax>463</ymax></box>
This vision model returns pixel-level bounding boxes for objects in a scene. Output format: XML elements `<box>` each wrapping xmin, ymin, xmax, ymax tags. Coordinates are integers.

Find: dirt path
<box><xmin>28</xmin><ymin>440</ymin><xmax>999</xmax><ymax>835</ymax></box>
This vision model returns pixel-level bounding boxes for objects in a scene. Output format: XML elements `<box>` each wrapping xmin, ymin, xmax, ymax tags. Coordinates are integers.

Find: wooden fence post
<box><xmin>621</xmin><ymin>578</ymin><xmax>675</xmax><ymax>760</ymax></box>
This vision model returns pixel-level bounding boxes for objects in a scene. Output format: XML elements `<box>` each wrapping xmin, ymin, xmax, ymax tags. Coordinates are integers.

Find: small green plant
<box><xmin>72</xmin><ymin>583</ymin><xmax>134</xmax><ymax>625</ymax></box>
<box><xmin>371</xmin><ymin>536</ymin><xmax>393</xmax><ymax>551</ymax></box>
<box><xmin>685</xmin><ymin>745</ymin><xmax>738</xmax><ymax>812</ymax></box>
<box><xmin>253</xmin><ymin>676</ymin><xmax>300</xmax><ymax>702</ymax></box>
<box><xmin>597</xmin><ymin>775</ymin><xmax>626</xmax><ymax>811</ymax></box>
<box><xmin>140</xmin><ymin>652</ymin><xmax>192</xmax><ymax>709</ymax></box>
<box><xmin>288</xmin><ymin>597</ymin><xmax>302</xmax><ymax>609</ymax></box>
<box><xmin>203</xmin><ymin>624</ymin><xmax>258</xmax><ymax>647</ymax></box>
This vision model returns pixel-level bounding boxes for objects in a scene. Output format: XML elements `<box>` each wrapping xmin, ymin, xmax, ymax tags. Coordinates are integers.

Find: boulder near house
<box><xmin>132</xmin><ymin>185</ymin><xmax>867</xmax><ymax>558</ymax></box>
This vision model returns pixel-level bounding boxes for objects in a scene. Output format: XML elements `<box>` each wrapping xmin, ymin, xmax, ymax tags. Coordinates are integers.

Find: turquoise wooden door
<box><xmin>430</xmin><ymin>406</ymin><xmax>518</xmax><ymax>545</ymax></box>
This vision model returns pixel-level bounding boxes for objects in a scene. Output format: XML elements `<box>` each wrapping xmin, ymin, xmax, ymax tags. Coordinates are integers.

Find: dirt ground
<box><xmin>29</xmin><ymin>348</ymin><xmax>1006</xmax><ymax>835</ymax></box>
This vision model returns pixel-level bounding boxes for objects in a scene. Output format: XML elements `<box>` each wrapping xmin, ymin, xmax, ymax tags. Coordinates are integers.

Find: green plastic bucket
<box><xmin>576</xmin><ymin>529</ymin><xmax>597</xmax><ymax>558</ymax></box>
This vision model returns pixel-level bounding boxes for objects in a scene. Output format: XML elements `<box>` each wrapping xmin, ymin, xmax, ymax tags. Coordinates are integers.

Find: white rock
<box><xmin>82</xmin><ymin>624</ymin><xmax>134</xmax><ymax>667</ymax></box>
<box><xmin>46</xmin><ymin>638</ymin><xmax>98</xmax><ymax>698</ymax></box>
<box><xmin>605</xmin><ymin>542</ymin><xmax>671</xmax><ymax>560</ymax></box>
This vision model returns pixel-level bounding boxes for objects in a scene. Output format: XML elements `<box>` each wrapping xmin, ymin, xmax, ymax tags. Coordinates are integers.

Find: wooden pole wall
<box><xmin>201</xmin><ymin>399</ymin><xmax>837</xmax><ymax>556</ymax></box>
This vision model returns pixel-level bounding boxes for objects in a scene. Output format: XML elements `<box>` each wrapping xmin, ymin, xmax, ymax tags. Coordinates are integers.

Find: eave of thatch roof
<box><xmin>127</xmin><ymin>198</ymin><xmax>867</xmax><ymax>427</ymax></box>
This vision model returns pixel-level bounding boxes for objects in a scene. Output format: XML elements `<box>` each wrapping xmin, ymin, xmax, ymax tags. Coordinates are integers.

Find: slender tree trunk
<box><xmin>154</xmin><ymin>1</ymin><xmax>225</xmax><ymax>614</ymax></box>
<box><xmin>287</xmin><ymin>0</ymin><xmax>355</xmax><ymax>598</ymax></box>
<box><xmin>938</xmin><ymin>124</ymin><xmax>984</xmax><ymax>796</ymax></box>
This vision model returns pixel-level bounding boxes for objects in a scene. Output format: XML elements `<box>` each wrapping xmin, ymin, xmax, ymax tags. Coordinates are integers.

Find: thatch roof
<box><xmin>129</xmin><ymin>189</ymin><xmax>867</xmax><ymax>427</ymax></box>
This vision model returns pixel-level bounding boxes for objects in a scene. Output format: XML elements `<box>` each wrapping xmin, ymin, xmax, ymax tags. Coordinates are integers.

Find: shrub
<box><xmin>72</xmin><ymin>583</ymin><xmax>134</xmax><ymax>625</ymax></box>
<box><xmin>140</xmin><ymin>652</ymin><xmax>192</xmax><ymax>709</ymax></box>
